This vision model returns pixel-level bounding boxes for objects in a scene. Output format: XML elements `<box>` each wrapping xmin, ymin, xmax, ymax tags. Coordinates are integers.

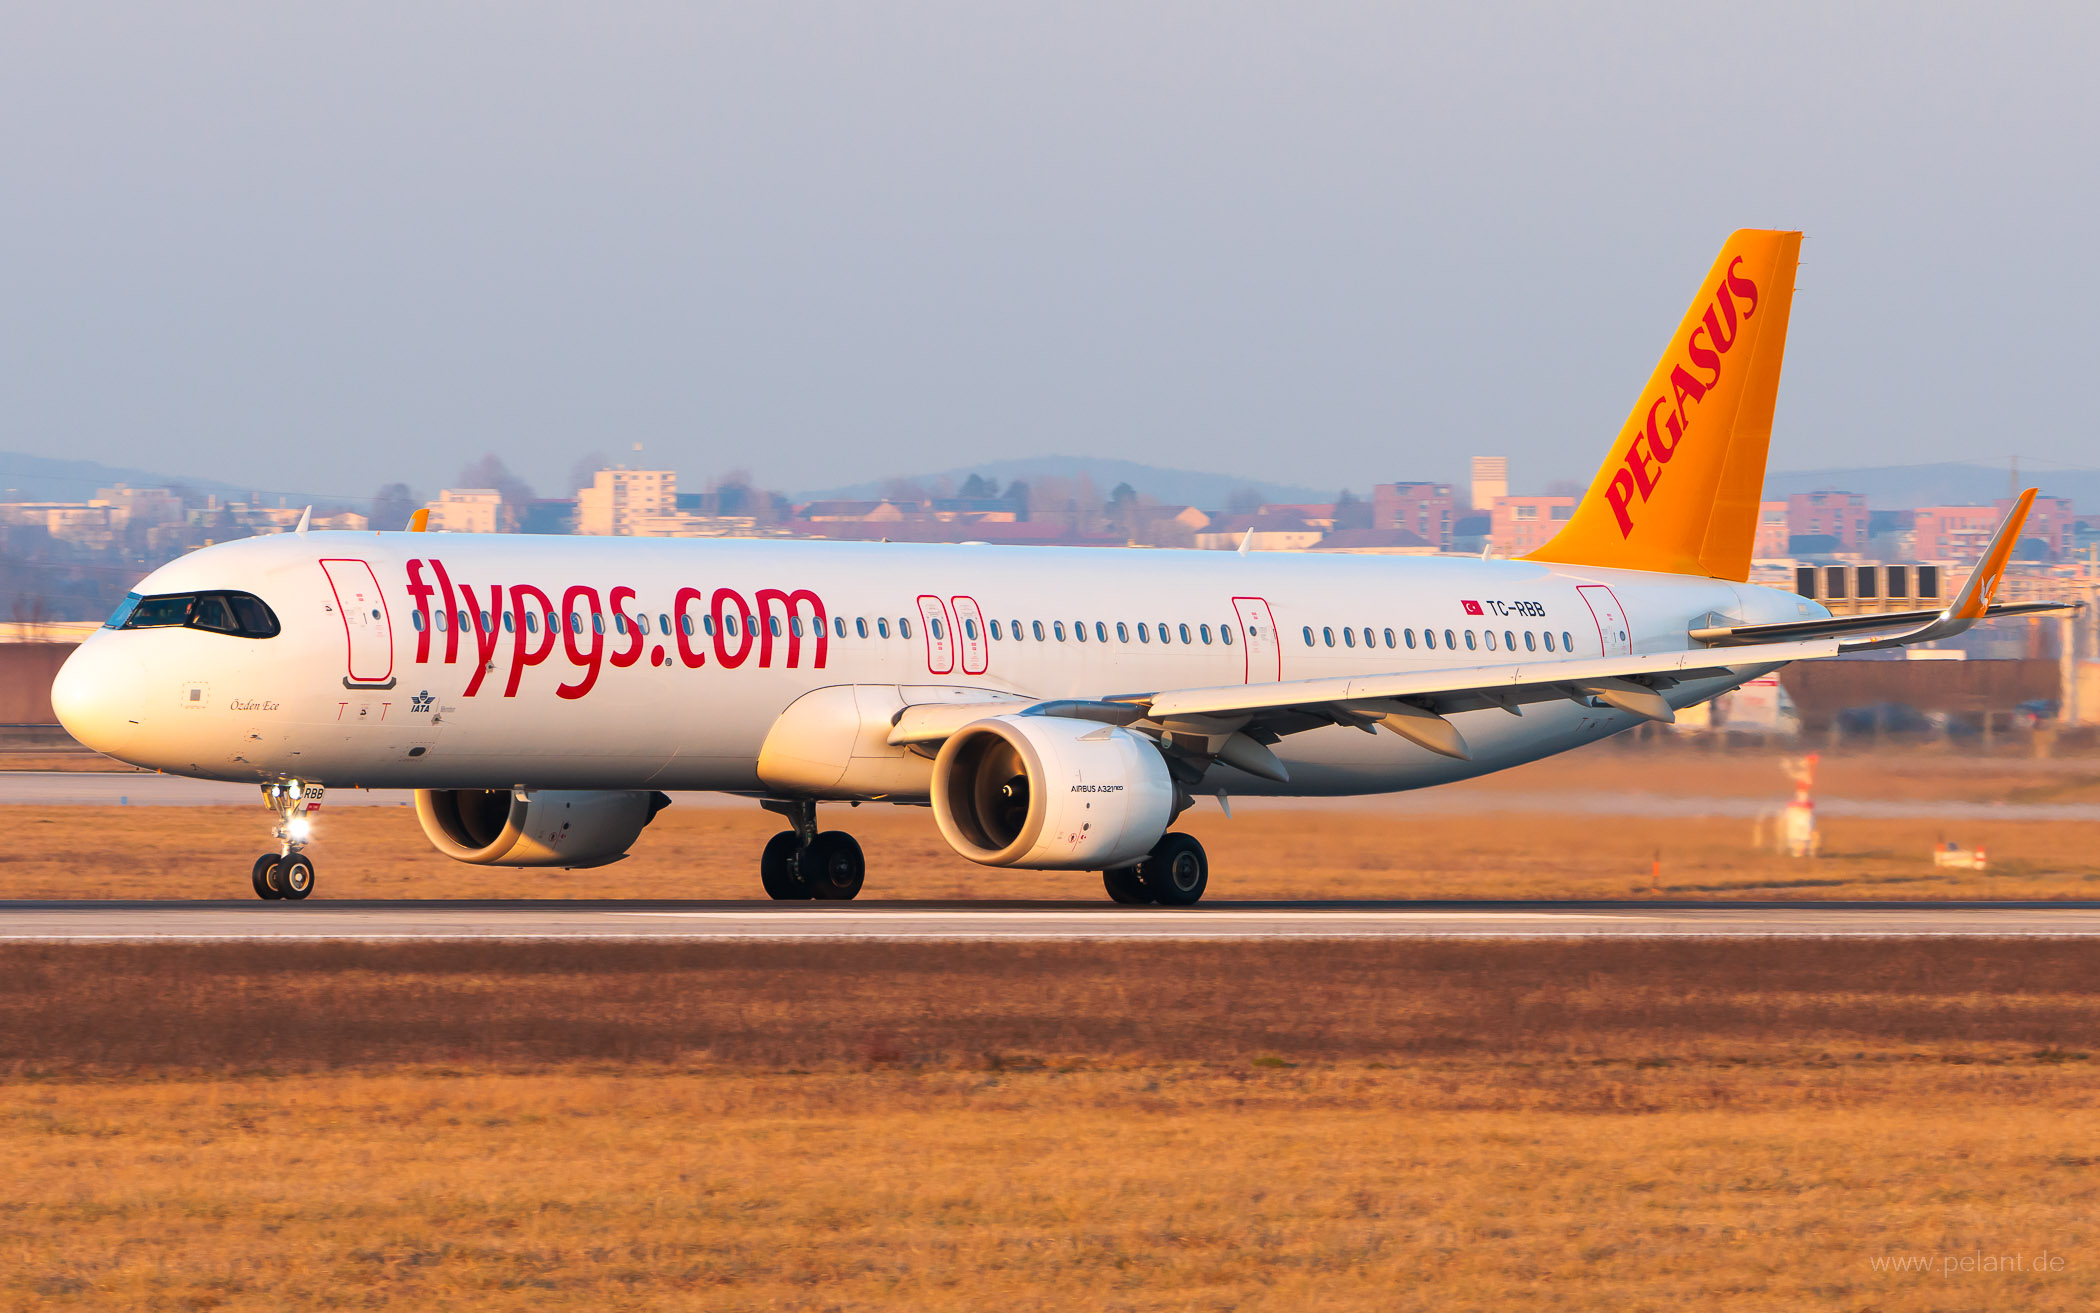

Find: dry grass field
<box><xmin>5</xmin><ymin>939</ymin><xmax>2100</xmax><ymax>1310</ymax></box>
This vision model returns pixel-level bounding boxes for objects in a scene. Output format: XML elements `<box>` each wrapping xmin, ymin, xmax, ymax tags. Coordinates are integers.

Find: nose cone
<box><xmin>51</xmin><ymin>635</ymin><xmax>147</xmax><ymax>760</ymax></box>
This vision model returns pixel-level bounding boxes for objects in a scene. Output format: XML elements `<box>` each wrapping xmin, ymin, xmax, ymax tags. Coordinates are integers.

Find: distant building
<box><xmin>576</xmin><ymin>468</ymin><xmax>676</xmax><ymax>536</ymax></box>
<box><xmin>1194</xmin><ymin>513</ymin><xmax>1323</xmax><ymax>552</ymax></box>
<box><xmin>1257</xmin><ymin>503</ymin><xmax>1338</xmax><ymax>530</ymax></box>
<box><xmin>1912</xmin><ymin>505</ymin><xmax>2002</xmax><ymax>562</ymax></box>
<box><xmin>1786</xmin><ymin>491</ymin><xmax>1869</xmax><ymax>555</ymax></box>
<box><xmin>426</xmin><ymin>488</ymin><xmax>502</xmax><ymax>534</ymax></box>
<box><xmin>1309</xmin><ymin>527</ymin><xmax>1435</xmax><ymax>555</ymax></box>
<box><xmin>1754</xmin><ymin>500</ymin><xmax>1791</xmax><ymax>559</ymax></box>
<box><xmin>1488</xmin><ymin>495</ymin><xmax>1576</xmax><ymax>555</ymax></box>
<box><xmin>1371</xmin><ymin>482</ymin><xmax>1457</xmax><ymax>551</ymax></box>
<box><xmin>1470</xmin><ymin>456</ymin><xmax>1508</xmax><ymax>512</ymax></box>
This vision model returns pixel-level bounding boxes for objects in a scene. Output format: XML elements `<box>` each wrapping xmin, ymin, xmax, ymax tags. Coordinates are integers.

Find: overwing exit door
<box><xmin>320</xmin><ymin>558</ymin><xmax>396</xmax><ymax>687</ymax></box>
<box><xmin>916</xmin><ymin>595</ymin><xmax>956</xmax><ymax>674</ymax></box>
<box><xmin>1232</xmin><ymin>596</ymin><xmax>1281</xmax><ymax>682</ymax></box>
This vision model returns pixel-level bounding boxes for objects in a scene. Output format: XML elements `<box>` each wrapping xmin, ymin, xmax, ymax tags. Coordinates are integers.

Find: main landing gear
<box><xmin>251</xmin><ymin>780</ymin><xmax>321</xmax><ymax>901</ymax></box>
<box><xmin>758</xmin><ymin>798</ymin><xmax>865</xmax><ymax>901</ymax></box>
<box><xmin>1103</xmin><ymin>832</ymin><xmax>1209</xmax><ymax>907</ymax></box>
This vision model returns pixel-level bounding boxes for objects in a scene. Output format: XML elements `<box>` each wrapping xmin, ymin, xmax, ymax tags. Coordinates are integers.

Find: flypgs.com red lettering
<box><xmin>403</xmin><ymin>559</ymin><xmax>829</xmax><ymax>700</ymax></box>
<box><xmin>1603</xmin><ymin>258</ymin><xmax>1761</xmax><ymax>538</ymax></box>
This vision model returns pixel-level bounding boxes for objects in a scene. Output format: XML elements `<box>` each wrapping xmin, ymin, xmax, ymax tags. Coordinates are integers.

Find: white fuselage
<box><xmin>52</xmin><ymin>531</ymin><xmax>1815</xmax><ymax>797</ymax></box>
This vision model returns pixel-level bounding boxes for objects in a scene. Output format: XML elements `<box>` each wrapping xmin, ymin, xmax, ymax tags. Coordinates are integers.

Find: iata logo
<box><xmin>1605</xmin><ymin>257</ymin><xmax>1762</xmax><ymax>538</ymax></box>
<box><xmin>410</xmin><ymin>689</ymin><xmax>435</xmax><ymax>714</ymax></box>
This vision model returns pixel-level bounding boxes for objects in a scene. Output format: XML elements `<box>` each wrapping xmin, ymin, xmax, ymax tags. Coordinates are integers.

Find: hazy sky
<box><xmin>3</xmin><ymin>3</ymin><xmax>2095</xmax><ymax>502</ymax></box>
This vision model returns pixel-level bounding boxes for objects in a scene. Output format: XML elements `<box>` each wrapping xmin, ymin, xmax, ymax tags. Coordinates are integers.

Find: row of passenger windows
<box><xmin>1304</xmin><ymin>624</ymin><xmax>1577</xmax><ymax>655</ymax></box>
<box><xmin>409</xmin><ymin>605</ymin><xmax>1577</xmax><ymax>661</ymax></box>
<box><xmin>409</xmin><ymin>607</ymin><xmax>1244</xmax><ymax>647</ymax></box>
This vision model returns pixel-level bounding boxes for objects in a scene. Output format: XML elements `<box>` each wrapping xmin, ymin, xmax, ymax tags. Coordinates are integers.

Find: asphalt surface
<box><xmin>4</xmin><ymin>899</ymin><xmax>2100</xmax><ymax>941</ymax></box>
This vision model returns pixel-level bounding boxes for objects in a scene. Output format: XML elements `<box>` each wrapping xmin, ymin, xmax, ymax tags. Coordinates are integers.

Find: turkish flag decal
<box><xmin>1461</xmin><ymin>600</ymin><xmax>1484</xmax><ymax>616</ymax></box>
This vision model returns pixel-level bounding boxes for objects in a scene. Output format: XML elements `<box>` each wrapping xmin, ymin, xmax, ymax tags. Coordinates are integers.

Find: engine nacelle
<box><xmin>931</xmin><ymin>715</ymin><xmax>1175</xmax><ymax>869</ymax></box>
<box><xmin>415</xmin><ymin>788</ymin><xmax>671</xmax><ymax>867</ymax></box>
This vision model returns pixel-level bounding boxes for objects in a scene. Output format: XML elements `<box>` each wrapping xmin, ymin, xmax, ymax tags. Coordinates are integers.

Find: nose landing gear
<box><xmin>252</xmin><ymin>781</ymin><xmax>322</xmax><ymax>901</ymax></box>
<box><xmin>758</xmin><ymin>798</ymin><xmax>865</xmax><ymax>901</ymax></box>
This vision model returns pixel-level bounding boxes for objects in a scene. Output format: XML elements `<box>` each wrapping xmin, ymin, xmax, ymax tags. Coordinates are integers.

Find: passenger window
<box><xmin>1076</xmin><ymin>622</ymin><xmax>1088</xmax><ymax>643</ymax></box>
<box><xmin>1096</xmin><ymin>621</ymin><xmax>1108</xmax><ymax>643</ymax></box>
<box><xmin>1484</xmin><ymin>630</ymin><xmax>1496</xmax><ymax>651</ymax></box>
<box><xmin>1302</xmin><ymin>626</ymin><xmax>1314</xmax><ymax>647</ymax></box>
<box><xmin>772</xmin><ymin>616</ymin><xmax>784</xmax><ymax>638</ymax></box>
<box><xmin>435</xmin><ymin>610</ymin><xmax>450</xmax><ymax>633</ymax></box>
<box><xmin>1444</xmin><ymin>629</ymin><xmax>1456</xmax><ymax>649</ymax></box>
<box><xmin>525</xmin><ymin>612</ymin><xmax>538</xmax><ymax>633</ymax></box>
<box><xmin>680</xmin><ymin>614</ymin><xmax>694</xmax><ymax>637</ymax></box>
<box><xmin>703</xmin><ymin>615</ymin><xmax>717</xmax><ymax>637</ymax></box>
<box><xmin>1504</xmin><ymin>630</ymin><xmax>1515</xmax><ymax>650</ymax></box>
<box><xmin>1343</xmin><ymin>628</ymin><xmax>1356</xmax><ymax>648</ymax></box>
<box><xmin>594</xmin><ymin>613</ymin><xmax>606</xmax><ymax>635</ymax></box>
<box><xmin>1404</xmin><ymin>628</ymin><xmax>1416</xmax><ymax>649</ymax></box>
<box><xmin>1424</xmin><ymin>629</ymin><xmax>1436</xmax><ymax>649</ymax></box>
<box><xmin>504</xmin><ymin>612</ymin><xmax>516</xmax><ymax>634</ymax></box>
<box><xmin>1543</xmin><ymin>631</ymin><xmax>1555</xmax><ymax>652</ymax></box>
<box><xmin>1221</xmin><ymin>624</ymin><xmax>1234</xmax><ymax>646</ymax></box>
<box><xmin>1383</xmin><ymin>628</ymin><xmax>1395</xmax><ymax>648</ymax></box>
<box><xmin>1033</xmin><ymin>620</ymin><xmax>1045</xmax><ymax>641</ymax></box>
<box><xmin>1360</xmin><ymin>627</ymin><xmax>1372</xmax><ymax>648</ymax></box>
<box><xmin>1178</xmin><ymin>624</ymin><xmax>1192</xmax><ymax>644</ymax></box>
<box><xmin>900</xmin><ymin>618</ymin><xmax>913</xmax><ymax>639</ymax></box>
<box><xmin>791</xmin><ymin>616</ymin><xmax>804</xmax><ymax>637</ymax></box>
<box><xmin>1562</xmin><ymin>630</ymin><xmax>1573</xmax><ymax>652</ymax></box>
<box><xmin>1138</xmin><ymin>623</ymin><xmax>1150</xmax><ymax>643</ymax></box>
<box><xmin>1465</xmin><ymin>630</ymin><xmax>1477</xmax><ymax>650</ymax></box>
<box><xmin>878</xmin><ymin>617</ymin><xmax>891</xmax><ymax>638</ymax></box>
<box><xmin>1524</xmin><ymin>631</ymin><xmax>1536</xmax><ymax>652</ymax></box>
<box><xmin>1054</xmin><ymin>621</ymin><xmax>1067</xmax><ymax>641</ymax></box>
<box><xmin>989</xmin><ymin>619</ymin><xmax>1001</xmax><ymax>640</ymax></box>
<box><xmin>1158</xmin><ymin>621</ymin><xmax>1172</xmax><ymax>644</ymax></box>
<box><xmin>1200</xmin><ymin>625</ymin><xmax>1212</xmax><ymax>644</ymax></box>
<box><xmin>1116</xmin><ymin>622</ymin><xmax>1129</xmax><ymax>642</ymax></box>
<box><xmin>1010</xmin><ymin>618</ymin><xmax>1022</xmax><ymax>639</ymax></box>
<box><xmin>411</xmin><ymin>611</ymin><xmax>426</xmax><ymax>632</ymax></box>
<box><xmin>1323</xmin><ymin>627</ymin><xmax>1334</xmax><ymax>647</ymax></box>
<box><xmin>931</xmin><ymin>618</ymin><xmax>944</xmax><ymax>640</ymax></box>
<box><xmin>856</xmin><ymin>617</ymin><xmax>869</xmax><ymax>638</ymax></box>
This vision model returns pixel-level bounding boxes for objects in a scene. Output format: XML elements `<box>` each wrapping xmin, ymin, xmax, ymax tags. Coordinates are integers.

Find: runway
<box><xmin>6</xmin><ymin>899</ymin><xmax>2100</xmax><ymax>941</ymax></box>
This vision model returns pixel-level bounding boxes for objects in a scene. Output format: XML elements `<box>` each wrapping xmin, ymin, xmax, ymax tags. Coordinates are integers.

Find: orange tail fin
<box><xmin>1524</xmin><ymin>229</ymin><xmax>1802</xmax><ymax>581</ymax></box>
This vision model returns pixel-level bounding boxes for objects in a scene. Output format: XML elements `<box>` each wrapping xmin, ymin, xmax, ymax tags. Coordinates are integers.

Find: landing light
<box><xmin>286</xmin><ymin>816</ymin><xmax>312</xmax><ymax>843</ymax></box>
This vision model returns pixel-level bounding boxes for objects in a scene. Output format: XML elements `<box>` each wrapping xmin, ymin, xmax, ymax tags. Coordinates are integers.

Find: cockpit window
<box><xmin>108</xmin><ymin>590</ymin><xmax>280</xmax><ymax>639</ymax></box>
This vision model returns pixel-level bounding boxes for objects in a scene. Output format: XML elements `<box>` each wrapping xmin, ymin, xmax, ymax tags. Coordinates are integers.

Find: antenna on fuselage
<box><xmin>294</xmin><ymin>505</ymin><xmax>311</xmax><ymax>536</ymax></box>
<box><xmin>1237</xmin><ymin>528</ymin><xmax>1253</xmax><ymax>556</ymax></box>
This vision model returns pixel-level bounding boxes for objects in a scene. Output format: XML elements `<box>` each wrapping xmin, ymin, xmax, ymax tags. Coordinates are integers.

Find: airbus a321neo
<box><xmin>51</xmin><ymin>231</ymin><xmax>2069</xmax><ymax>904</ymax></box>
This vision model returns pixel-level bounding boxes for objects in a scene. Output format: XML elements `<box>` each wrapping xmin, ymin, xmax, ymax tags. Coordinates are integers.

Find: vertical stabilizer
<box><xmin>1525</xmin><ymin>230</ymin><xmax>1801</xmax><ymax>580</ymax></box>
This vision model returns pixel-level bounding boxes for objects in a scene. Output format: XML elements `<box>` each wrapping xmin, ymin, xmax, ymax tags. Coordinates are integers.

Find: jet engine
<box><xmin>930</xmin><ymin>715</ymin><xmax>1176</xmax><ymax>869</ymax></box>
<box><xmin>414</xmin><ymin>788</ymin><xmax>672</xmax><ymax>867</ymax></box>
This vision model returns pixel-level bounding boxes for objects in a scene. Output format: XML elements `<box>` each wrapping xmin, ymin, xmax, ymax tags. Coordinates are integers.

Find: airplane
<box><xmin>49</xmin><ymin>229</ymin><xmax>2072</xmax><ymax>905</ymax></box>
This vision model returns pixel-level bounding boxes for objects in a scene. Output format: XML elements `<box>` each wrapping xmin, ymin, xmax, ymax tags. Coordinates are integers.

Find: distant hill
<box><xmin>0</xmin><ymin>451</ymin><xmax>346</xmax><ymax>506</ymax></box>
<box><xmin>1765</xmin><ymin>462</ymin><xmax>2096</xmax><ymax>510</ymax></box>
<box><xmin>792</xmin><ymin>455</ymin><xmax>1334</xmax><ymax>508</ymax></box>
